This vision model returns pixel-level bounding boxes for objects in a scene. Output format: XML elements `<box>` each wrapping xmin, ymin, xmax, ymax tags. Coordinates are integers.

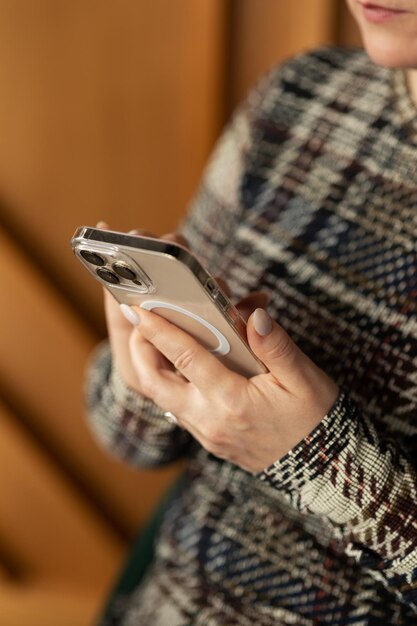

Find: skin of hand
<box><xmin>123</xmin><ymin>305</ymin><xmax>339</xmax><ymax>473</ymax></box>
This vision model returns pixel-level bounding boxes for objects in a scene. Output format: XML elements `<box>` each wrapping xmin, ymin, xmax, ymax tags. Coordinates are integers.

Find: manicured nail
<box><xmin>253</xmin><ymin>308</ymin><xmax>272</xmax><ymax>336</ymax></box>
<box><xmin>96</xmin><ymin>221</ymin><xmax>109</xmax><ymax>229</ymax></box>
<box><xmin>120</xmin><ymin>304</ymin><xmax>141</xmax><ymax>326</ymax></box>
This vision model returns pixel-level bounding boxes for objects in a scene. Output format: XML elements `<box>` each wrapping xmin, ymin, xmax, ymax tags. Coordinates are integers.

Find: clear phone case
<box><xmin>71</xmin><ymin>226</ymin><xmax>266</xmax><ymax>378</ymax></box>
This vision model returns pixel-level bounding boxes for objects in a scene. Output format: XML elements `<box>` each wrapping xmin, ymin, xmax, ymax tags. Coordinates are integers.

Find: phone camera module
<box><xmin>96</xmin><ymin>268</ymin><xmax>120</xmax><ymax>284</ymax></box>
<box><xmin>80</xmin><ymin>249</ymin><xmax>105</xmax><ymax>266</ymax></box>
<box><xmin>112</xmin><ymin>262</ymin><xmax>137</xmax><ymax>281</ymax></box>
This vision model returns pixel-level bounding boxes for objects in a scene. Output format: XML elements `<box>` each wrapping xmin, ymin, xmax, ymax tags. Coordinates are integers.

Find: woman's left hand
<box><xmin>127</xmin><ymin>306</ymin><xmax>339</xmax><ymax>473</ymax></box>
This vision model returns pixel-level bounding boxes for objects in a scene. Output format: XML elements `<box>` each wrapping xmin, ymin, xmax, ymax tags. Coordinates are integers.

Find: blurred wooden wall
<box><xmin>0</xmin><ymin>2</ymin><xmax>360</xmax><ymax>624</ymax></box>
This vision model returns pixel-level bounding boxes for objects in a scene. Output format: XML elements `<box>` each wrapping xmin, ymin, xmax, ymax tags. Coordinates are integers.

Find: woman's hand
<box><xmin>123</xmin><ymin>305</ymin><xmax>339</xmax><ymax>473</ymax></box>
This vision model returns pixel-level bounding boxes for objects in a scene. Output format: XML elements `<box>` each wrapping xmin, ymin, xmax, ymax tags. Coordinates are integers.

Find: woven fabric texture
<box><xmin>86</xmin><ymin>47</ymin><xmax>417</xmax><ymax>625</ymax></box>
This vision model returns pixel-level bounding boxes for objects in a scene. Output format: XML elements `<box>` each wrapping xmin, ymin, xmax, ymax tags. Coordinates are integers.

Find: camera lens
<box><xmin>96</xmin><ymin>268</ymin><xmax>120</xmax><ymax>284</ymax></box>
<box><xmin>112</xmin><ymin>263</ymin><xmax>137</xmax><ymax>281</ymax></box>
<box><xmin>80</xmin><ymin>249</ymin><xmax>105</xmax><ymax>266</ymax></box>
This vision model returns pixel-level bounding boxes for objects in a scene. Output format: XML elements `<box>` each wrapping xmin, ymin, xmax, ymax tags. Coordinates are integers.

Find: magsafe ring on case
<box><xmin>140</xmin><ymin>300</ymin><xmax>231</xmax><ymax>356</ymax></box>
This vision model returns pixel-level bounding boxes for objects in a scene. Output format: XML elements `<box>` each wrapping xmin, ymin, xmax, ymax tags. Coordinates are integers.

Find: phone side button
<box><xmin>214</xmin><ymin>290</ymin><xmax>228</xmax><ymax>309</ymax></box>
<box><xmin>205</xmin><ymin>278</ymin><xmax>217</xmax><ymax>295</ymax></box>
<box><xmin>224</xmin><ymin>305</ymin><xmax>240</xmax><ymax>325</ymax></box>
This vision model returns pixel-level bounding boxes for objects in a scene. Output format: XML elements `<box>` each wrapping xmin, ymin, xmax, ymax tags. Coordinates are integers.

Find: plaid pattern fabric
<box><xmin>86</xmin><ymin>48</ymin><xmax>417</xmax><ymax>624</ymax></box>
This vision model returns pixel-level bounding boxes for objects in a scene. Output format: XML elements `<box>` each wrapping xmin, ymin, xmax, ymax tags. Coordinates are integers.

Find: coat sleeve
<box><xmin>85</xmin><ymin>341</ymin><xmax>193</xmax><ymax>467</ymax></box>
<box><xmin>260</xmin><ymin>391</ymin><xmax>417</xmax><ymax>613</ymax></box>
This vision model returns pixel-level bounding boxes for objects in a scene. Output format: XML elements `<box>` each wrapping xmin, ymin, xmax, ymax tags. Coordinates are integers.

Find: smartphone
<box><xmin>71</xmin><ymin>226</ymin><xmax>266</xmax><ymax>378</ymax></box>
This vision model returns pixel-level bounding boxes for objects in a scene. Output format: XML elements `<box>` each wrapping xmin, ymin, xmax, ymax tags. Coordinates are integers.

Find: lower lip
<box><xmin>360</xmin><ymin>4</ymin><xmax>407</xmax><ymax>23</ymax></box>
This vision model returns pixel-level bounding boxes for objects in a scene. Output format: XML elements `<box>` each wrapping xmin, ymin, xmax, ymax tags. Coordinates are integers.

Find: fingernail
<box><xmin>96</xmin><ymin>220</ymin><xmax>109</xmax><ymax>229</ymax></box>
<box><xmin>120</xmin><ymin>304</ymin><xmax>141</xmax><ymax>326</ymax></box>
<box><xmin>253</xmin><ymin>308</ymin><xmax>272</xmax><ymax>336</ymax></box>
<box><xmin>128</xmin><ymin>229</ymin><xmax>141</xmax><ymax>235</ymax></box>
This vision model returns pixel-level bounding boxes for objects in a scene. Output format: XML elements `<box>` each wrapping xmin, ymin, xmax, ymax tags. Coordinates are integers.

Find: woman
<box><xmin>87</xmin><ymin>1</ymin><xmax>417</xmax><ymax>623</ymax></box>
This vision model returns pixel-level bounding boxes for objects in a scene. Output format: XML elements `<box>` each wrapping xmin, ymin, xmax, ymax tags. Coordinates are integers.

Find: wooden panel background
<box><xmin>0</xmin><ymin>2</ymin><xmax>360</xmax><ymax>624</ymax></box>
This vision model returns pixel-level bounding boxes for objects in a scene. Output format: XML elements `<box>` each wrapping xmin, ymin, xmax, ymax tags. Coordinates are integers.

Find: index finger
<box><xmin>133</xmin><ymin>307</ymin><xmax>242</xmax><ymax>395</ymax></box>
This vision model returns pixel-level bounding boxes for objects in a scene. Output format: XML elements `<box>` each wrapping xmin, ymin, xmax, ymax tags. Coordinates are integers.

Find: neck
<box><xmin>405</xmin><ymin>69</ymin><xmax>417</xmax><ymax>106</ymax></box>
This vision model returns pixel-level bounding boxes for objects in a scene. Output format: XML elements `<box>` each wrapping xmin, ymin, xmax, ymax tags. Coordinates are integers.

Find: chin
<box><xmin>361</xmin><ymin>33</ymin><xmax>417</xmax><ymax>68</ymax></box>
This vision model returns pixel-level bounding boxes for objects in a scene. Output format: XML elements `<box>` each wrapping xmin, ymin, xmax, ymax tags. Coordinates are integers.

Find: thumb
<box><xmin>247</xmin><ymin>308</ymin><xmax>306</xmax><ymax>389</ymax></box>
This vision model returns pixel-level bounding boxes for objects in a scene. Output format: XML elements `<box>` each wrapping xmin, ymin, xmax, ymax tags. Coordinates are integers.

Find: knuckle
<box><xmin>219</xmin><ymin>381</ymin><xmax>246</xmax><ymax>420</ymax></box>
<box><xmin>142</xmin><ymin>323</ymin><xmax>158</xmax><ymax>344</ymax></box>
<box><xmin>204</xmin><ymin>423</ymin><xmax>227</xmax><ymax>450</ymax></box>
<box><xmin>140</xmin><ymin>375</ymin><xmax>157</xmax><ymax>401</ymax></box>
<box><xmin>128</xmin><ymin>329</ymin><xmax>144</xmax><ymax>351</ymax></box>
<box><xmin>173</xmin><ymin>346</ymin><xmax>195</xmax><ymax>373</ymax></box>
<box><xmin>224</xmin><ymin>397</ymin><xmax>245</xmax><ymax>423</ymax></box>
<box><xmin>265</xmin><ymin>330</ymin><xmax>294</xmax><ymax>362</ymax></box>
